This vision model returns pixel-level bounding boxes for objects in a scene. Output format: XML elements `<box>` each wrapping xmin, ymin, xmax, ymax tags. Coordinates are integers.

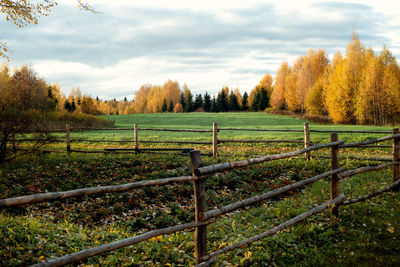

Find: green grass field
<box><xmin>1</xmin><ymin>112</ymin><xmax>400</xmax><ymax>266</ymax></box>
<box><xmin>55</xmin><ymin>112</ymin><xmax>395</xmax><ymax>159</ymax></box>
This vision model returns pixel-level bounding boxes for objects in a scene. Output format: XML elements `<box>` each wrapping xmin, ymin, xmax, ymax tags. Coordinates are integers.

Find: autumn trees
<box><xmin>0</xmin><ymin>64</ymin><xmax>58</xmax><ymax>161</ymax></box>
<box><xmin>268</xmin><ymin>33</ymin><xmax>400</xmax><ymax>125</ymax></box>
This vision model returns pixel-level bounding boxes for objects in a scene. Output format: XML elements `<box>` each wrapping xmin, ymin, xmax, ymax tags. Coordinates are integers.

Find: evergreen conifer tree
<box><xmin>204</xmin><ymin>92</ymin><xmax>211</xmax><ymax>112</ymax></box>
<box><xmin>185</xmin><ymin>91</ymin><xmax>193</xmax><ymax>112</ymax></box>
<box><xmin>168</xmin><ymin>100</ymin><xmax>174</xmax><ymax>112</ymax></box>
<box><xmin>179</xmin><ymin>92</ymin><xmax>186</xmax><ymax>111</ymax></box>
<box><xmin>210</xmin><ymin>96</ymin><xmax>218</xmax><ymax>112</ymax></box>
<box><xmin>229</xmin><ymin>91</ymin><xmax>241</xmax><ymax>111</ymax></box>
<box><xmin>161</xmin><ymin>98</ymin><xmax>167</xmax><ymax>112</ymax></box>
<box><xmin>242</xmin><ymin>92</ymin><xmax>249</xmax><ymax>110</ymax></box>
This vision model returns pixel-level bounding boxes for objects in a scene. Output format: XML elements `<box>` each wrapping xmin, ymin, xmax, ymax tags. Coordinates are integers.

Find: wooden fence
<box><xmin>1</xmin><ymin>130</ymin><xmax>400</xmax><ymax>266</ymax></box>
<box><xmin>10</xmin><ymin>123</ymin><xmax>394</xmax><ymax>158</ymax></box>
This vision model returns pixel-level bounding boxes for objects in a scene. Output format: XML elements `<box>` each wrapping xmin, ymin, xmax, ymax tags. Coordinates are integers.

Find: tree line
<box><xmin>130</xmin><ymin>77</ymin><xmax>272</xmax><ymax>114</ymax></box>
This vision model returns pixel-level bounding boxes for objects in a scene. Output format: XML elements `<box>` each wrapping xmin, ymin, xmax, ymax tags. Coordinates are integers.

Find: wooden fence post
<box><xmin>392</xmin><ymin>128</ymin><xmax>400</xmax><ymax>191</ymax></box>
<box><xmin>190</xmin><ymin>150</ymin><xmax>207</xmax><ymax>264</ymax></box>
<box><xmin>330</xmin><ymin>133</ymin><xmax>339</xmax><ymax>216</ymax></box>
<box><xmin>66</xmin><ymin>124</ymin><xmax>71</xmax><ymax>152</ymax></box>
<box><xmin>134</xmin><ymin>123</ymin><xmax>139</xmax><ymax>154</ymax></box>
<box><xmin>213</xmin><ymin>122</ymin><xmax>218</xmax><ymax>158</ymax></box>
<box><xmin>304</xmin><ymin>123</ymin><xmax>311</xmax><ymax>160</ymax></box>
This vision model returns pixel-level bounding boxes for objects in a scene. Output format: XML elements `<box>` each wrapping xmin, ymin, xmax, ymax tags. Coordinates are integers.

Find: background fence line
<box><xmin>9</xmin><ymin>122</ymin><xmax>395</xmax><ymax>158</ymax></box>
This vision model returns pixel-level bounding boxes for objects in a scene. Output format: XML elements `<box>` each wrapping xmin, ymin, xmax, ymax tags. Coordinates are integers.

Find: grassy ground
<box><xmin>1</xmin><ymin>112</ymin><xmax>399</xmax><ymax>266</ymax></box>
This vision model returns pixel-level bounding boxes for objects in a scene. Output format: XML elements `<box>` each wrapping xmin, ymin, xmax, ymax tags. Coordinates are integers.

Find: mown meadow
<box><xmin>1</xmin><ymin>112</ymin><xmax>399</xmax><ymax>266</ymax></box>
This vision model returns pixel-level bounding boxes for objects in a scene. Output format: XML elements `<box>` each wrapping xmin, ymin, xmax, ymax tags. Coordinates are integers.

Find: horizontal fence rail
<box><xmin>219</xmin><ymin>128</ymin><xmax>304</xmax><ymax>132</ymax></box>
<box><xmin>203</xmin><ymin>168</ymin><xmax>344</xmax><ymax>220</ymax></box>
<box><xmin>342</xmin><ymin>178</ymin><xmax>400</xmax><ymax>206</ymax></box>
<box><xmin>0</xmin><ymin>176</ymin><xmax>197</xmax><ymax>207</ymax></box>
<box><xmin>195</xmin><ymin>140</ymin><xmax>344</xmax><ymax>176</ymax></box>
<box><xmin>218</xmin><ymin>139</ymin><xmax>303</xmax><ymax>144</ymax></box>
<box><xmin>338</xmin><ymin>162</ymin><xmax>398</xmax><ymax>180</ymax></box>
<box><xmin>338</xmin><ymin>133</ymin><xmax>400</xmax><ymax>148</ymax></box>
<box><xmin>32</xmin><ymin>220</ymin><xmax>213</xmax><ymax>267</ymax></box>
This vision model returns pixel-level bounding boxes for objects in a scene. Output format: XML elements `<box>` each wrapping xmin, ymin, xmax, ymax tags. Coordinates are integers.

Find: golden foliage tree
<box><xmin>233</xmin><ymin>88</ymin><xmax>242</xmax><ymax>107</ymax></box>
<box><xmin>173</xmin><ymin>103</ymin><xmax>183</xmax><ymax>113</ymax></box>
<box><xmin>146</xmin><ymin>85</ymin><xmax>162</xmax><ymax>113</ymax></box>
<box><xmin>258</xmin><ymin>73</ymin><xmax>273</xmax><ymax>97</ymax></box>
<box><xmin>355</xmin><ymin>49</ymin><xmax>382</xmax><ymax>124</ymax></box>
<box><xmin>296</xmin><ymin>49</ymin><xmax>328</xmax><ymax>113</ymax></box>
<box><xmin>380</xmin><ymin>49</ymin><xmax>400</xmax><ymax>124</ymax></box>
<box><xmin>0</xmin><ymin>64</ymin><xmax>56</xmax><ymax>161</ymax></box>
<box><xmin>161</xmin><ymin>79</ymin><xmax>180</xmax><ymax>106</ymax></box>
<box><xmin>270</xmin><ymin>62</ymin><xmax>289</xmax><ymax>110</ymax></box>
<box><xmin>284</xmin><ymin>64</ymin><xmax>300</xmax><ymax>112</ymax></box>
<box><xmin>326</xmin><ymin>32</ymin><xmax>366</xmax><ymax>123</ymax></box>
<box><xmin>305</xmin><ymin>70</ymin><xmax>329</xmax><ymax>117</ymax></box>
<box><xmin>133</xmin><ymin>84</ymin><xmax>151</xmax><ymax>113</ymax></box>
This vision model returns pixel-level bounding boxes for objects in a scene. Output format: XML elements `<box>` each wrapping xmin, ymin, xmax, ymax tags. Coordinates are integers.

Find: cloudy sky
<box><xmin>2</xmin><ymin>0</ymin><xmax>400</xmax><ymax>99</ymax></box>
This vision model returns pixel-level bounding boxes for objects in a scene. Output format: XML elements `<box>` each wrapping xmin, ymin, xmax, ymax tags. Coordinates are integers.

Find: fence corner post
<box><xmin>190</xmin><ymin>150</ymin><xmax>207</xmax><ymax>264</ymax></box>
<box><xmin>134</xmin><ymin>123</ymin><xmax>139</xmax><ymax>154</ymax></box>
<box><xmin>304</xmin><ymin>123</ymin><xmax>311</xmax><ymax>160</ymax></box>
<box><xmin>392</xmin><ymin>128</ymin><xmax>400</xmax><ymax>191</ymax></box>
<box><xmin>66</xmin><ymin>124</ymin><xmax>71</xmax><ymax>152</ymax></box>
<box><xmin>213</xmin><ymin>122</ymin><xmax>218</xmax><ymax>158</ymax></box>
<box><xmin>330</xmin><ymin>133</ymin><xmax>339</xmax><ymax>216</ymax></box>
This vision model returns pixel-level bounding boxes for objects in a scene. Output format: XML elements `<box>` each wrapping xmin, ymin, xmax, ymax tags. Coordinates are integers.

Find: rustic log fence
<box><xmin>9</xmin><ymin>123</ymin><xmax>394</xmax><ymax>159</ymax></box>
<box><xmin>1</xmin><ymin>130</ymin><xmax>400</xmax><ymax>266</ymax></box>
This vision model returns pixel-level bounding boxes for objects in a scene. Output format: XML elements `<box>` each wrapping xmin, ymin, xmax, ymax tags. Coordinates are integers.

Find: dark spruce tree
<box><xmin>168</xmin><ymin>100</ymin><xmax>174</xmax><ymax>112</ymax></box>
<box><xmin>242</xmin><ymin>92</ymin><xmax>249</xmax><ymax>111</ymax></box>
<box><xmin>217</xmin><ymin>89</ymin><xmax>229</xmax><ymax>112</ymax></box>
<box><xmin>185</xmin><ymin>91</ymin><xmax>194</xmax><ymax>112</ymax></box>
<box><xmin>229</xmin><ymin>91</ymin><xmax>241</xmax><ymax>111</ymax></box>
<box><xmin>194</xmin><ymin>94</ymin><xmax>204</xmax><ymax>111</ymax></box>
<box><xmin>161</xmin><ymin>98</ymin><xmax>168</xmax><ymax>113</ymax></box>
<box><xmin>258</xmin><ymin>87</ymin><xmax>269</xmax><ymax>111</ymax></box>
<box><xmin>64</xmin><ymin>100</ymin><xmax>72</xmax><ymax>112</ymax></box>
<box><xmin>203</xmin><ymin>92</ymin><xmax>211</xmax><ymax>112</ymax></box>
<box><xmin>70</xmin><ymin>100</ymin><xmax>76</xmax><ymax>112</ymax></box>
<box><xmin>250</xmin><ymin>86</ymin><xmax>269</xmax><ymax>111</ymax></box>
<box><xmin>179</xmin><ymin>92</ymin><xmax>186</xmax><ymax>111</ymax></box>
<box><xmin>210</xmin><ymin>96</ymin><xmax>218</xmax><ymax>112</ymax></box>
<box><xmin>47</xmin><ymin>87</ymin><xmax>57</xmax><ymax>111</ymax></box>
<box><xmin>251</xmin><ymin>90</ymin><xmax>261</xmax><ymax>111</ymax></box>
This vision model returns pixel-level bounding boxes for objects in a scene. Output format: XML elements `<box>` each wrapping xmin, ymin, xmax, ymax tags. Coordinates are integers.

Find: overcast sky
<box><xmin>2</xmin><ymin>0</ymin><xmax>400</xmax><ymax>99</ymax></box>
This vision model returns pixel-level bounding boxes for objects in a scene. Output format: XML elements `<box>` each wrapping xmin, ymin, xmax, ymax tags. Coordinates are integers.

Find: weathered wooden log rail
<box><xmin>9</xmin><ymin>122</ymin><xmax>394</xmax><ymax>158</ymax></box>
<box><xmin>0</xmin><ymin>175</ymin><xmax>197</xmax><ymax>207</ymax></box>
<box><xmin>1</xmin><ymin>130</ymin><xmax>400</xmax><ymax>266</ymax></box>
